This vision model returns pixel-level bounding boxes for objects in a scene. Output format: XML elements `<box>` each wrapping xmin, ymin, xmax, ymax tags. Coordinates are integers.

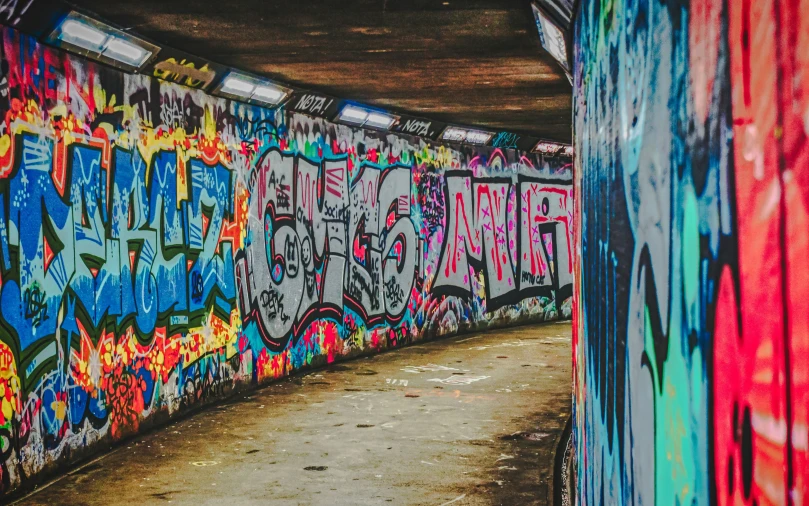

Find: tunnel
<box><xmin>0</xmin><ymin>0</ymin><xmax>805</xmax><ymax>505</ymax></box>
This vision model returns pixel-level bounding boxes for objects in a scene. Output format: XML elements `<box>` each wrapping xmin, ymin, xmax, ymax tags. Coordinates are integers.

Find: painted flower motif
<box><xmin>115</xmin><ymin>330</ymin><xmax>138</xmax><ymax>366</ymax></box>
<box><xmin>142</xmin><ymin>331</ymin><xmax>180</xmax><ymax>384</ymax></box>
<box><xmin>71</xmin><ymin>323</ymin><xmax>115</xmax><ymax>392</ymax></box>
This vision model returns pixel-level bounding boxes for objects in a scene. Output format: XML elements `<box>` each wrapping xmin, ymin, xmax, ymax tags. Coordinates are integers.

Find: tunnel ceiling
<box><xmin>65</xmin><ymin>0</ymin><xmax>573</xmax><ymax>142</ymax></box>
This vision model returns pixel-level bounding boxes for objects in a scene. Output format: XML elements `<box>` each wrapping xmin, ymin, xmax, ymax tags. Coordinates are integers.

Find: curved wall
<box><xmin>0</xmin><ymin>25</ymin><xmax>573</xmax><ymax>494</ymax></box>
<box><xmin>573</xmin><ymin>0</ymin><xmax>808</xmax><ymax>504</ymax></box>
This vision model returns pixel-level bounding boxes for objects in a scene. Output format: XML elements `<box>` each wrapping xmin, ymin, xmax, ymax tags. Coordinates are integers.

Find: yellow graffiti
<box><xmin>153</xmin><ymin>58</ymin><xmax>217</xmax><ymax>89</ymax></box>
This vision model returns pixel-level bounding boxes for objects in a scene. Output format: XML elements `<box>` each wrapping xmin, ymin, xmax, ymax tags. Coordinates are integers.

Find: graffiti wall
<box><xmin>573</xmin><ymin>0</ymin><xmax>807</xmax><ymax>504</ymax></box>
<box><xmin>0</xmin><ymin>25</ymin><xmax>573</xmax><ymax>494</ymax></box>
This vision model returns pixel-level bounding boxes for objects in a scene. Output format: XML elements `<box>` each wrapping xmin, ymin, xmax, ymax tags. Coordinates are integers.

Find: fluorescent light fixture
<box><xmin>339</xmin><ymin>106</ymin><xmax>369</xmax><ymax>124</ymax></box>
<box><xmin>48</xmin><ymin>11</ymin><xmax>159</xmax><ymax>71</ymax></box>
<box><xmin>104</xmin><ymin>38</ymin><xmax>148</xmax><ymax>66</ymax></box>
<box><xmin>533</xmin><ymin>141</ymin><xmax>558</xmax><ymax>154</ymax></box>
<box><xmin>441</xmin><ymin>127</ymin><xmax>467</xmax><ymax>142</ymax></box>
<box><xmin>60</xmin><ymin>20</ymin><xmax>106</xmax><ymax>48</ymax></box>
<box><xmin>213</xmin><ymin>72</ymin><xmax>291</xmax><ymax>106</ymax></box>
<box><xmin>441</xmin><ymin>126</ymin><xmax>492</xmax><ymax>145</ymax></box>
<box><xmin>221</xmin><ymin>77</ymin><xmax>255</xmax><ymax>95</ymax></box>
<box><xmin>365</xmin><ymin>112</ymin><xmax>396</xmax><ymax>129</ymax></box>
<box><xmin>336</xmin><ymin>105</ymin><xmax>397</xmax><ymax>130</ymax></box>
<box><xmin>464</xmin><ymin>130</ymin><xmax>493</xmax><ymax>145</ymax></box>
<box><xmin>532</xmin><ymin>4</ymin><xmax>570</xmax><ymax>74</ymax></box>
<box><xmin>253</xmin><ymin>85</ymin><xmax>287</xmax><ymax>103</ymax></box>
<box><xmin>532</xmin><ymin>140</ymin><xmax>573</xmax><ymax>156</ymax></box>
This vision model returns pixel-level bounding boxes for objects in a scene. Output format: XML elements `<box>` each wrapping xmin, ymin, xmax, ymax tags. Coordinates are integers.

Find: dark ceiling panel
<box><xmin>67</xmin><ymin>0</ymin><xmax>572</xmax><ymax>141</ymax></box>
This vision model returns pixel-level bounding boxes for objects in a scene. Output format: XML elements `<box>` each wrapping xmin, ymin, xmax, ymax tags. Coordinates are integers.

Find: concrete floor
<box><xmin>14</xmin><ymin>322</ymin><xmax>572</xmax><ymax>506</ymax></box>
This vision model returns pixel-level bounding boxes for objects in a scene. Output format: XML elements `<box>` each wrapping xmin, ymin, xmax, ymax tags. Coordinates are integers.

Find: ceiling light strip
<box><xmin>213</xmin><ymin>71</ymin><xmax>291</xmax><ymax>106</ymax></box>
<box><xmin>48</xmin><ymin>11</ymin><xmax>159</xmax><ymax>71</ymax></box>
<box><xmin>46</xmin><ymin>12</ymin><xmax>548</xmax><ymax>148</ymax></box>
<box><xmin>337</xmin><ymin>105</ymin><xmax>397</xmax><ymax>130</ymax></box>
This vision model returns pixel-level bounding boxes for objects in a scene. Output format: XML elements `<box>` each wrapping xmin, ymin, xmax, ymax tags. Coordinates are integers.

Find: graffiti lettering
<box><xmin>399</xmin><ymin>119</ymin><xmax>432</xmax><ymax>137</ymax></box>
<box><xmin>0</xmin><ymin>25</ymin><xmax>573</xmax><ymax>497</ymax></box>
<box><xmin>22</xmin><ymin>284</ymin><xmax>48</xmax><ymax>328</ymax></box>
<box><xmin>0</xmin><ymin>0</ymin><xmax>33</xmax><ymax>26</ymax></box>
<box><xmin>490</xmin><ymin>131</ymin><xmax>520</xmax><ymax>149</ymax></box>
<box><xmin>434</xmin><ymin>173</ymin><xmax>572</xmax><ymax>312</ymax></box>
<box><xmin>152</xmin><ymin>57</ymin><xmax>217</xmax><ymax>88</ymax></box>
<box><xmin>293</xmin><ymin>94</ymin><xmax>334</xmax><ymax>116</ymax></box>
<box><xmin>239</xmin><ymin>150</ymin><xmax>419</xmax><ymax>350</ymax></box>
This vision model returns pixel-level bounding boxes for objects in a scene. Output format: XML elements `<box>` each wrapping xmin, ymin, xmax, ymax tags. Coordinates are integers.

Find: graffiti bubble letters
<box><xmin>434</xmin><ymin>173</ymin><xmax>572</xmax><ymax>311</ymax></box>
<box><xmin>238</xmin><ymin>150</ymin><xmax>419</xmax><ymax>351</ymax></box>
<box><xmin>0</xmin><ymin>132</ymin><xmax>237</xmax><ymax>357</ymax></box>
<box><xmin>518</xmin><ymin>179</ymin><xmax>572</xmax><ymax>302</ymax></box>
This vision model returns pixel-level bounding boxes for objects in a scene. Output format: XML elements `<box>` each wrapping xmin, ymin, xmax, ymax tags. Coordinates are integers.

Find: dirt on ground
<box><xmin>14</xmin><ymin>322</ymin><xmax>572</xmax><ymax>506</ymax></box>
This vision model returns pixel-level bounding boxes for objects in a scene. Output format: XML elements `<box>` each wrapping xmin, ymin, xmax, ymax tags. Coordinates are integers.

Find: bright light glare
<box><xmin>252</xmin><ymin>85</ymin><xmax>286</xmax><ymax>104</ymax></box>
<box><xmin>339</xmin><ymin>106</ymin><xmax>369</xmax><ymax>123</ymax></box>
<box><xmin>365</xmin><ymin>112</ymin><xmax>394</xmax><ymax>128</ymax></box>
<box><xmin>60</xmin><ymin>20</ymin><xmax>107</xmax><ymax>48</ymax></box>
<box><xmin>50</xmin><ymin>12</ymin><xmax>160</xmax><ymax>70</ymax></box>
<box><xmin>104</xmin><ymin>38</ymin><xmax>148</xmax><ymax>64</ymax></box>
<box><xmin>221</xmin><ymin>77</ymin><xmax>255</xmax><ymax>96</ymax></box>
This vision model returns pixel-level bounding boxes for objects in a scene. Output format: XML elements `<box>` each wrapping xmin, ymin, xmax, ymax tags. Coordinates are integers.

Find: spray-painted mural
<box><xmin>0</xmin><ymin>25</ymin><xmax>572</xmax><ymax>494</ymax></box>
<box><xmin>573</xmin><ymin>0</ymin><xmax>807</xmax><ymax>504</ymax></box>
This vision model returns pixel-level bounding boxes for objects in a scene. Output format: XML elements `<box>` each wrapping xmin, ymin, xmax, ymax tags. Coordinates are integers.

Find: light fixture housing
<box><xmin>47</xmin><ymin>11</ymin><xmax>159</xmax><ymax>72</ymax></box>
<box><xmin>212</xmin><ymin>72</ymin><xmax>292</xmax><ymax>107</ymax></box>
<box><xmin>337</xmin><ymin>105</ymin><xmax>397</xmax><ymax>130</ymax></box>
<box><xmin>532</xmin><ymin>140</ymin><xmax>573</xmax><ymax>157</ymax></box>
<box><xmin>532</xmin><ymin>3</ymin><xmax>571</xmax><ymax>78</ymax></box>
<box><xmin>441</xmin><ymin>127</ymin><xmax>467</xmax><ymax>142</ymax></box>
<box><xmin>365</xmin><ymin>112</ymin><xmax>397</xmax><ymax>129</ymax></box>
<box><xmin>464</xmin><ymin>130</ymin><xmax>493</xmax><ymax>145</ymax></box>
<box><xmin>338</xmin><ymin>105</ymin><xmax>369</xmax><ymax>124</ymax></box>
<box><xmin>440</xmin><ymin>126</ymin><xmax>493</xmax><ymax>146</ymax></box>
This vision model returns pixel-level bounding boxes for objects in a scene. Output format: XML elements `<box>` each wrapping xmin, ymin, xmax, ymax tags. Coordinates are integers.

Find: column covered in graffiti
<box><xmin>0</xmin><ymin>25</ymin><xmax>572</xmax><ymax>494</ymax></box>
<box><xmin>573</xmin><ymin>0</ymin><xmax>808</xmax><ymax>504</ymax></box>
